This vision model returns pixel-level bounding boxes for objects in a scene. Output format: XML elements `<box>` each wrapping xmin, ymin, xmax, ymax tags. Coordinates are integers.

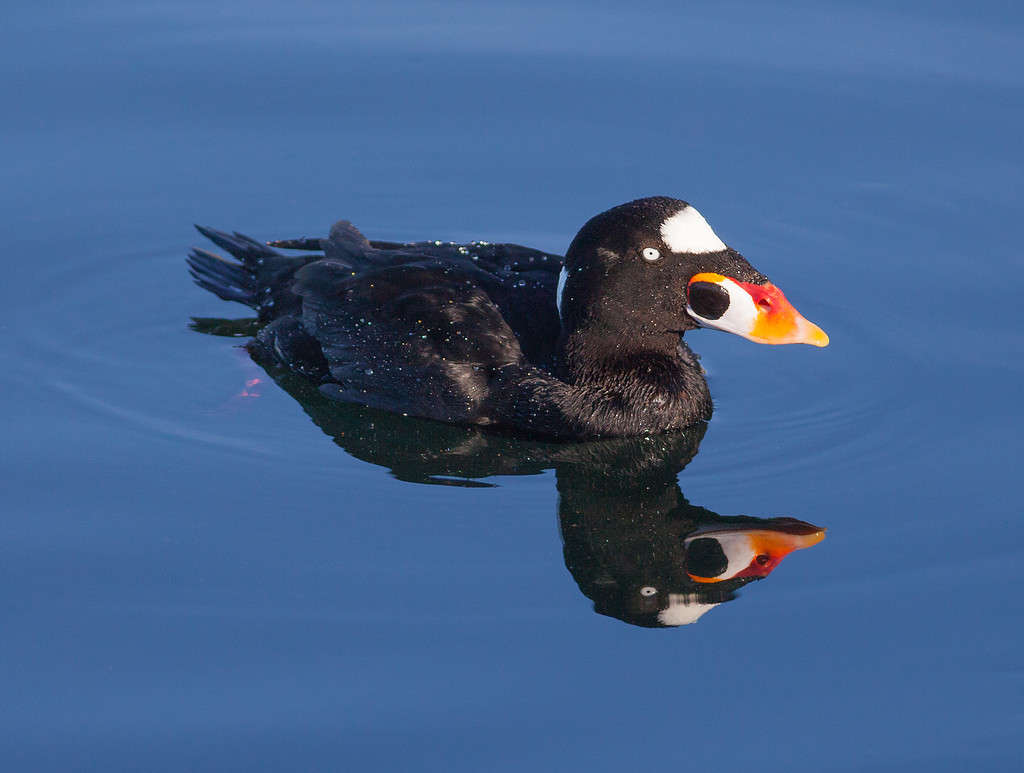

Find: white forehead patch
<box><xmin>660</xmin><ymin>205</ymin><xmax>727</xmax><ymax>254</ymax></box>
<box><xmin>555</xmin><ymin>265</ymin><xmax>568</xmax><ymax>319</ymax></box>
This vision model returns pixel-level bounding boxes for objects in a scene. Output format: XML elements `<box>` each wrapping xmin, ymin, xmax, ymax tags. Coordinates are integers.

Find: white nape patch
<box><xmin>657</xmin><ymin>594</ymin><xmax>719</xmax><ymax>626</ymax></box>
<box><xmin>555</xmin><ymin>265</ymin><xmax>568</xmax><ymax>319</ymax></box>
<box><xmin>660</xmin><ymin>205</ymin><xmax>727</xmax><ymax>254</ymax></box>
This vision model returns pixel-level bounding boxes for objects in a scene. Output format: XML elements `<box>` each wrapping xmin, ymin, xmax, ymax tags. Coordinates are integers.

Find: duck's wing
<box><xmin>366</xmin><ymin>235</ymin><xmax>564</xmax><ymax>366</ymax></box>
<box><xmin>291</xmin><ymin>258</ymin><xmax>528</xmax><ymax>425</ymax></box>
<box><xmin>368</xmin><ymin>239</ymin><xmax>562</xmax><ymax>276</ymax></box>
<box><xmin>269</xmin><ymin>224</ymin><xmax>563</xmax><ymax>276</ymax></box>
<box><xmin>270</xmin><ymin>221</ymin><xmax>564</xmax><ymax>366</ymax></box>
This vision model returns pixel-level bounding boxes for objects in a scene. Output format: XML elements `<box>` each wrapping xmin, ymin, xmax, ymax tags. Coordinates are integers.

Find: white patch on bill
<box><xmin>660</xmin><ymin>205</ymin><xmax>727</xmax><ymax>254</ymax></box>
<box><xmin>686</xmin><ymin>276</ymin><xmax>758</xmax><ymax>341</ymax></box>
<box><xmin>555</xmin><ymin>265</ymin><xmax>568</xmax><ymax>319</ymax></box>
<box><xmin>683</xmin><ymin>531</ymin><xmax>756</xmax><ymax>581</ymax></box>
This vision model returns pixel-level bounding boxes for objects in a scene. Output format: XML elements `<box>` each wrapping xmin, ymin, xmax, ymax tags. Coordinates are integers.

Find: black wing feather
<box><xmin>297</xmin><ymin>260</ymin><xmax>526</xmax><ymax>424</ymax></box>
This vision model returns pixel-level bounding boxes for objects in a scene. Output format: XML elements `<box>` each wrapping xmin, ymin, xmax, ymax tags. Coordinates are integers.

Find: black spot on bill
<box><xmin>688</xmin><ymin>281</ymin><xmax>730</xmax><ymax>320</ymax></box>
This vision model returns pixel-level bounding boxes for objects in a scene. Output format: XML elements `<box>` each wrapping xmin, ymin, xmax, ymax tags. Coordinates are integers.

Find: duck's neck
<box><xmin>490</xmin><ymin>324</ymin><xmax>711</xmax><ymax>439</ymax></box>
<box><xmin>541</xmin><ymin>323</ymin><xmax>712</xmax><ymax>433</ymax></box>
<box><xmin>490</xmin><ymin>327</ymin><xmax>711</xmax><ymax>438</ymax></box>
<box><xmin>558</xmin><ymin>324</ymin><xmax>697</xmax><ymax>388</ymax></box>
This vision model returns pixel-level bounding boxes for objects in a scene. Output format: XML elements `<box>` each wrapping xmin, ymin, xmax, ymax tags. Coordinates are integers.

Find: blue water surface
<box><xmin>2</xmin><ymin>1</ymin><xmax>1023</xmax><ymax>770</ymax></box>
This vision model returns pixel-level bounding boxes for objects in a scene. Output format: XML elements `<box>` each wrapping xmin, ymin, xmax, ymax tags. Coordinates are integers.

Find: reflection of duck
<box><xmin>190</xmin><ymin>349</ymin><xmax>825</xmax><ymax>628</ymax></box>
<box><xmin>188</xmin><ymin>197</ymin><xmax>827</xmax><ymax>439</ymax></box>
<box><xmin>556</xmin><ymin>444</ymin><xmax>824</xmax><ymax>627</ymax></box>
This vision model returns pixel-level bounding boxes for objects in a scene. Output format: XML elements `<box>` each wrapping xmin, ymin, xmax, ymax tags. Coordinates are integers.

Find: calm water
<box><xmin>3</xmin><ymin>1</ymin><xmax>1023</xmax><ymax>770</ymax></box>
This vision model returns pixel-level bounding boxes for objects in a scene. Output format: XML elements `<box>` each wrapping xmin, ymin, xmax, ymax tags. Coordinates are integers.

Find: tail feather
<box><xmin>188</xmin><ymin>247</ymin><xmax>250</xmax><ymax>286</ymax></box>
<box><xmin>194</xmin><ymin>225</ymin><xmax>282</xmax><ymax>266</ymax></box>
<box><xmin>190</xmin><ymin>276</ymin><xmax>252</xmax><ymax>305</ymax></box>
<box><xmin>189</xmin><ymin>224</ymin><xmax>317</xmax><ymax>317</ymax></box>
<box><xmin>187</xmin><ymin>246</ymin><xmax>257</xmax><ymax>306</ymax></box>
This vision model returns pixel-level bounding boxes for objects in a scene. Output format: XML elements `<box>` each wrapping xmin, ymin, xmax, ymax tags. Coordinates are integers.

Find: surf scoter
<box><xmin>188</xmin><ymin>196</ymin><xmax>827</xmax><ymax>439</ymax></box>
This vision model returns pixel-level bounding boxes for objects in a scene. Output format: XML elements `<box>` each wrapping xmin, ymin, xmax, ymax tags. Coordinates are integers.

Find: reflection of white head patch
<box><xmin>556</xmin><ymin>265</ymin><xmax>568</xmax><ymax>319</ymax></box>
<box><xmin>660</xmin><ymin>206</ymin><xmax>727</xmax><ymax>254</ymax></box>
<box><xmin>657</xmin><ymin>593</ymin><xmax>718</xmax><ymax>626</ymax></box>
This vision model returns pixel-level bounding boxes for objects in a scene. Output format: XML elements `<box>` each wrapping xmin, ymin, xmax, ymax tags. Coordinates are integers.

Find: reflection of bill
<box><xmin>655</xmin><ymin>524</ymin><xmax>825</xmax><ymax>626</ymax></box>
<box><xmin>684</xmin><ymin>521</ymin><xmax>826</xmax><ymax>583</ymax></box>
<box><xmin>185</xmin><ymin>334</ymin><xmax>827</xmax><ymax>630</ymax></box>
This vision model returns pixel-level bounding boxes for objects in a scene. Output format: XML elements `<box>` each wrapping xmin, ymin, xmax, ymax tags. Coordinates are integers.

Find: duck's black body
<box><xmin>189</xmin><ymin>197</ymin><xmax>826</xmax><ymax>439</ymax></box>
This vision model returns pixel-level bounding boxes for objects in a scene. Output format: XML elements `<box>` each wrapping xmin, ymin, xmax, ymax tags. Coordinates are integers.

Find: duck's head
<box><xmin>565</xmin><ymin>512</ymin><xmax>825</xmax><ymax>628</ymax></box>
<box><xmin>558</xmin><ymin>196</ymin><xmax>828</xmax><ymax>347</ymax></box>
<box><xmin>644</xmin><ymin>518</ymin><xmax>825</xmax><ymax>627</ymax></box>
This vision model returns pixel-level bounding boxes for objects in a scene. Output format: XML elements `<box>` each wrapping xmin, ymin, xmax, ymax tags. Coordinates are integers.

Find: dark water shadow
<box><xmin>194</xmin><ymin>317</ymin><xmax>826</xmax><ymax>627</ymax></box>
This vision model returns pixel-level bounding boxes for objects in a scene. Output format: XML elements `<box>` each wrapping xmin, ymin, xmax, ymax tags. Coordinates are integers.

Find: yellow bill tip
<box><xmin>803</xmin><ymin>320</ymin><xmax>830</xmax><ymax>348</ymax></box>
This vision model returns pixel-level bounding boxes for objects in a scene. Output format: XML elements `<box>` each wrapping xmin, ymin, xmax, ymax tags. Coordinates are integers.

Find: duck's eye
<box><xmin>641</xmin><ymin>247</ymin><xmax>661</xmax><ymax>262</ymax></box>
<box><xmin>640</xmin><ymin>586</ymin><xmax>658</xmax><ymax>597</ymax></box>
<box><xmin>687</xmin><ymin>281</ymin><xmax>731</xmax><ymax>320</ymax></box>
